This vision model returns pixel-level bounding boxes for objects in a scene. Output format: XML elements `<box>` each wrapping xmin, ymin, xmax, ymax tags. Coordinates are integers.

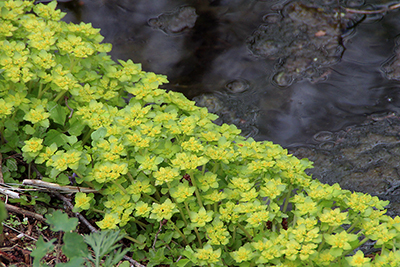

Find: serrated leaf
<box><xmin>62</xmin><ymin>232</ymin><xmax>88</xmax><ymax>259</ymax></box>
<box><xmin>45</xmin><ymin>210</ymin><xmax>78</xmax><ymax>232</ymax></box>
<box><xmin>31</xmin><ymin>236</ymin><xmax>56</xmax><ymax>267</ymax></box>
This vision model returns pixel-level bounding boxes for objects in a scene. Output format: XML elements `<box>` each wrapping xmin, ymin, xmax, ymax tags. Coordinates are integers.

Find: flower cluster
<box><xmin>2</xmin><ymin>1</ymin><xmax>400</xmax><ymax>266</ymax></box>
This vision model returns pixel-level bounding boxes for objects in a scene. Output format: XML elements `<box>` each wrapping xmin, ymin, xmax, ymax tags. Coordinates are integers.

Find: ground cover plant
<box><xmin>1</xmin><ymin>0</ymin><xmax>400</xmax><ymax>266</ymax></box>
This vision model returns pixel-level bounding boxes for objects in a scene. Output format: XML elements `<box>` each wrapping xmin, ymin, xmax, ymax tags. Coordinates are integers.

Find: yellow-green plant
<box><xmin>1</xmin><ymin>1</ymin><xmax>400</xmax><ymax>266</ymax></box>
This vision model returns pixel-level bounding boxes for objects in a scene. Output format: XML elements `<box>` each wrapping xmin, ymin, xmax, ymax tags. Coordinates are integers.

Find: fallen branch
<box><xmin>53</xmin><ymin>192</ymin><xmax>98</xmax><ymax>233</ymax></box>
<box><xmin>345</xmin><ymin>2</ymin><xmax>400</xmax><ymax>14</ymax></box>
<box><xmin>23</xmin><ymin>179</ymin><xmax>97</xmax><ymax>193</ymax></box>
<box><xmin>4</xmin><ymin>203</ymin><xmax>46</xmax><ymax>223</ymax></box>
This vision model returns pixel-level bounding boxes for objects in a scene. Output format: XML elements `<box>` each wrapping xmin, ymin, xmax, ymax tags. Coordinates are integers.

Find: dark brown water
<box><xmin>59</xmin><ymin>0</ymin><xmax>400</xmax><ymax>147</ymax></box>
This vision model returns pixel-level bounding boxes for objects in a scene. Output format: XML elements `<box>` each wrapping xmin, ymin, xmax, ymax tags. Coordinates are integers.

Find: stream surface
<box><xmin>60</xmin><ymin>0</ymin><xmax>400</xmax><ymax>215</ymax></box>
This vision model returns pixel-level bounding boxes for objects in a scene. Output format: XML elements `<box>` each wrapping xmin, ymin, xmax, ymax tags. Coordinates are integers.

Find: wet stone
<box><xmin>225</xmin><ymin>79</ymin><xmax>249</xmax><ymax>93</ymax></box>
<box><xmin>148</xmin><ymin>6</ymin><xmax>198</xmax><ymax>34</ymax></box>
<box><xmin>247</xmin><ymin>1</ymin><xmax>361</xmax><ymax>86</ymax></box>
<box><xmin>288</xmin><ymin>113</ymin><xmax>400</xmax><ymax>216</ymax></box>
<box><xmin>193</xmin><ymin>92</ymin><xmax>259</xmax><ymax>138</ymax></box>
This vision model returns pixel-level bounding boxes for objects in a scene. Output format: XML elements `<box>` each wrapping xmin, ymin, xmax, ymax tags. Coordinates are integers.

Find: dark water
<box><xmin>60</xmin><ymin>0</ymin><xmax>400</xmax><ymax>147</ymax></box>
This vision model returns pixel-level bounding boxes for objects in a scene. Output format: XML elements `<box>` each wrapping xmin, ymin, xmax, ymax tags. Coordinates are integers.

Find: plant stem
<box><xmin>184</xmin><ymin>201</ymin><xmax>202</xmax><ymax>248</ymax></box>
<box><xmin>82</xmin><ymin>128</ymin><xmax>94</xmax><ymax>146</ymax></box>
<box><xmin>188</xmin><ymin>170</ymin><xmax>203</xmax><ymax>208</ymax></box>
<box><xmin>167</xmin><ymin>183</ymin><xmax>188</xmax><ymax>226</ymax></box>
<box><xmin>282</xmin><ymin>184</ymin><xmax>292</xmax><ymax>213</ymax></box>
<box><xmin>237</xmin><ymin>224</ymin><xmax>253</xmax><ymax>241</ymax></box>
<box><xmin>91</xmin><ymin>208</ymin><xmax>105</xmax><ymax>214</ymax></box>
<box><xmin>346</xmin><ymin>216</ymin><xmax>360</xmax><ymax>233</ymax></box>
<box><xmin>125</xmin><ymin>235</ymin><xmax>145</xmax><ymax>246</ymax></box>
<box><xmin>127</xmin><ymin>172</ymin><xmax>135</xmax><ymax>182</ymax></box>
<box><xmin>53</xmin><ymin>90</ymin><xmax>67</xmax><ymax>103</ymax></box>
<box><xmin>111</xmin><ymin>180</ymin><xmax>128</xmax><ymax>195</ymax></box>
<box><xmin>171</xmin><ymin>221</ymin><xmax>188</xmax><ymax>246</ymax></box>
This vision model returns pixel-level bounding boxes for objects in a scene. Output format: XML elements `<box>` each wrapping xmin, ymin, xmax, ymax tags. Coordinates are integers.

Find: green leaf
<box><xmin>23</xmin><ymin>124</ymin><xmax>35</xmax><ymax>135</ymax></box>
<box><xmin>176</xmin><ymin>259</ymin><xmax>191</xmax><ymax>267</ymax></box>
<box><xmin>57</xmin><ymin>173</ymin><xmax>70</xmax><ymax>185</ymax></box>
<box><xmin>44</xmin><ymin>130</ymin><xmax>77</xmax><ymax>148</ymax></box>
<box><xmin>31</xmin><ymin>236</ymin><xmax>56</xmax><ymax>267</ymax></box>
<box><xmin>67</xmin><ymin>116</ymin><xmax>86</xmax><ymax>136</ymax></box>
<box><xmin>45</xmin><ymin>210</ymin><xmax>78</xmax><ymax>232</ymax></box>
<box><xmin>84</xmin><ymin>230</ymin><xmax>125</xmax><ymax>261</ymax></box>
<box><xmin>62</xmin><ymin>232</ymin><xmax>88</xmax><ymax>259</ymax></box>
<box><xmin>91</xmin><ymin>127</ymin><xmax>107</xmax><ymax>141</ymax></box>
<box><xmin>48</xmin><ymin>101</ymin><xmax>67</xmax><ymax>125</ymax></box>
<box><xmin>5</xmin><ymin>158</ymin><xmax>18</xmax><ymax>172</ymax></box>
<box><xmin>147</xmin><ymin>247</ymin><xmax>168</xmax><ymax>267</ymax></box>
<box><xmin>55</xmin><ymin>257</ymin><xmax>87</xmax><ymax>267</ymax></box>
<box><xmin>4</xmin><ymin>119</ymin><xmax>18</xmax><ymax>132</ymax></box>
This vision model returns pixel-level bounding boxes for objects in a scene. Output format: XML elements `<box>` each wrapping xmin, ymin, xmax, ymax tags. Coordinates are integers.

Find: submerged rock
<box><xmin>148</xmin><ymin>6</ymin><xmax>198</xmax><ymax>34</ymax></box>
<box><xmin>193</xmin><ymin>90</ymin><xmax>259</xmax><ymax>138</ymax></box>
<box><xmin>288</xmin><ymin>112</ymin><xmax>400</xmax><ymax>216</ymax></box>
<box><xmin>247</xmin><ymin>1</ymin><xmax>361</xmax><ymax>86</ymax></box>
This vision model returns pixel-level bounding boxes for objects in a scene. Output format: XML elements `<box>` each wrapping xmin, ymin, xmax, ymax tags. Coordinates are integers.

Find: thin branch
<box><xmin>4</xmin><ymin>203</ymin><xmax>46</xmax><ymax>223</ymax></box>
<box><xmin>0</xmin><ymin>185</ymin><xmax>20</xmax><ymax>199</ymax></box>
<box><xmin>53</xmin><ymin>192</ymin><xmax>98</xmax><ymax>233</ymax></box>
<box><xmin>23</xmin><ymin>179</ymin><xmax>97</xmax><ymax>193</ymax></box>
<box><xmin>345</xmin><ymin>2</ymin><xmax>400</xmax><ymax>14</ymax></box>
<box><xmin>2</xmin><ymin>223</ymin><xmax>38</xmax><ymax>241</ymax></box>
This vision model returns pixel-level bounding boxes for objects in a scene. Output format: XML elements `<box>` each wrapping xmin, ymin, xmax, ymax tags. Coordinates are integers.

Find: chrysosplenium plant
<box><xmin>1</xmin><ymin>1</ymin><xmax>400</xmax><ymax>266</ymax></box>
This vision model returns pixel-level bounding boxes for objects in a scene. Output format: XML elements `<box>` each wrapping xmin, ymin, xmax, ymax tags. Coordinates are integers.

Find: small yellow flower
<box><xmin>96</xmin><ymin>213</ymin><xmax>120</xmax><ymax>230</ymax></box>
<box><xmin>319</xmin><ymin>208</ymin><xmax>349</xmax><ymax>227</ymax></box>
<box><xmin>346</xmin><ymin>250</ymin><xmax>371</xmax><ymax>266</ymax></box>
<box><xmin>74</xmin><ymin>192</ymin><xmax>92</xmax><ymax>210</ymax></box>
<box><xmin>181</xmin><ymin>137</ymin><xmax>203</xmax><ymax>152</ymax></box>
<box><xmin>22</xmin><ymin>137</ymin><xmax>43</xmax><ymax>155</ymax></box>
<box><xmin>324</xmin><ymin>231</ymin><xmax>358</xmax><ymax>250</ymax></box>
<box><xmin>153</xmin><ymin>167</ymin><xmax>180</xmax><ymax>185</ymax></box>
<box><xmin>190</xmin><ymin>207</ymin><xmax>213</xmax><ymax>227</ymax></box>
<box><xmin>170</xmin><ymin>182</ymin><xmax>195</xmax><ymax>203</ymax></box>
<box><xmin>206</xmin><ymin>220</ymin><xmax>230</xmax><ymax>245</ymax></box>
<box><xmin>194</xmin><ymin>244</ymin><xmax>221</xmax><ymax>265</ymax></box>
<box><xmin>135</xmin><ymin>201</ymin><xmax>152</xmax><ymax>218</ymax></box>
<box><xmin>0</xmin><ymin>99</ymin><xmax>14</xmax><ymax>118</ymax></box>
<box><xmin>23</xmin><ymin>105</ymin><xmax>50</xmax><ymax>124</ymax></box>
<box><xmin>150</xmin><ymin>199</ymin><xmax>177</xmax><ymax>221</ymax></box>
<box><xmin>231</xmin><ymin>245</ymin><xmax>253</xmax><ymax>263</ymax></box>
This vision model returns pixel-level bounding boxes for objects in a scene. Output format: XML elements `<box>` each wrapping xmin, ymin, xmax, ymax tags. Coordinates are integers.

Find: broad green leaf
<box><xmin>62</xmin><ymin>232</ymin><xmax>88</xmax><ymax>259</ymax></box>
<box><xmin>31</xmin><ymin>236</ymin><xmax>56</xmax><ymax>267</ymax></box>
<box><xmin>45</xmin><ymin>210</ymin><xmax>78</xmax><ymax>232</ymax></box>
<box><xmin>44</xmin><ymin>130</ymin><xmax>77</xmax><ymax>148</ymax></box>
<box><xmin>176</xmin><ymin>259</ymin><xmax>191</xmax><ymax>267</ymax></box>
<box><xmin>4</xmin><ymin>119</ymin><xmax>18</xmax><ymax>132</ymax></box>
<box><xmin>48</xmin><ymin>101</ymin><xmax>67</xmax><ymax>126</ymax></box>
<box><xmin>55</xmin><ymin>257</ymin><xmax>87</xmax><ymax>267</ymax></box>
<box><xmin>91</xmin><ymin>127</ymin><xmax>107</xmax><ymax>141</ymax></box>
<box><xmin>67</xmin><ymin>116</ymin><xmax>86</xmax><ymax>136</ymax></box>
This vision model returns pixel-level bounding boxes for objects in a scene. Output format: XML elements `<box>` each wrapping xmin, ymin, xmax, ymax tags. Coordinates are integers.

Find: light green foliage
<box><xmin>31</xmin><ymin>209</ymin><xmax>128</xmax><ymax>267</ymax></box>
<box><xmin>2</xmin><ymin>0</ymin><xmax>400</xmax><ymax>266</ymax></box>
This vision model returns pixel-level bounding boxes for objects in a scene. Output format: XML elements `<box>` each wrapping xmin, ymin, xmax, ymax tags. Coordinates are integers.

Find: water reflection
<box><xmin>60</xmin><ymin>0</ymin><xmax>400</xmax><ymax>147</ymax></box>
